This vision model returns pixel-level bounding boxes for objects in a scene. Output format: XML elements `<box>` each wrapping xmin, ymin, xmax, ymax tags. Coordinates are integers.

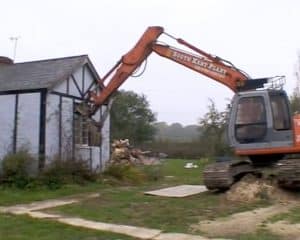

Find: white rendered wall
<box><xmin>0</xmin><ymin>93</ymin><xmax>40</xmax><ymax>172</ymax></box>
<box><xmin>45</xmin><ymin>94</ymin><xmax>60</xmax><ymax>163</ymax></box>
<box><xmin>0</xmin><ymin>95</ymin><xmax>15</xmax><ymax>159</ymax></box>
<box><xmin>100</xmin><ymin>105</ymin><xmax>110</xmax><ymax>170</ymax></box>
<box><xmin>46</xmin><ymin>65</ymin><xmax>110</xmax><ymax>171</ymax></box>
<box><xmin>61</xmin><ymin>97</ymin><xmax>73</xmax><ymax>159</ymax></box>
<box><xmin>17</xmin><ymin>93</ymin><xmax>40</xmax><ymax>157</ymax></box>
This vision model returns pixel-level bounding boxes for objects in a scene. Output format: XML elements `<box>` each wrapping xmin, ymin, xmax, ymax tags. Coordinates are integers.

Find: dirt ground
<box><xmin>266</xmin><ymin>221</ymin><xmax>300</xmax><ymax>240</ymax></box>
<box><xmin>190</xmin><ymin>175</ymin><xmax>300</xmax><ymax>239</ymax></box>
<box><xmin>191</xmin><ymin>203</ymin><xmax>296</xmax><ymax>237</ymax></box>
<box><xmin>225</xmin><ymin>174</ymin><xmax>296</xmax><ymax>203</ymax></box>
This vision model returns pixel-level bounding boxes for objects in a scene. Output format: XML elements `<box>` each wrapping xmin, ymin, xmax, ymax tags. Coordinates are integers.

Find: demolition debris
<box><xmin>109</xmin><ymin>139</ymin><xmax>161</xmax><ymax>166</ymax></box>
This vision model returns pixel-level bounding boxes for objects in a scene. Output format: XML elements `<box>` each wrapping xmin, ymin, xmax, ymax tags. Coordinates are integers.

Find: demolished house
<box><xmin>0</xmin><ymin>55</ymin><xmax>110</xmax><ymax>171</ymax></box>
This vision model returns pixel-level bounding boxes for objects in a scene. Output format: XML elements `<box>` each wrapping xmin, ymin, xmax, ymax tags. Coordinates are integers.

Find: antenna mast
<box><xmin>9</xmin><ymin>36</ymin><xmax>20</xmax><ymax>61</ymax></box>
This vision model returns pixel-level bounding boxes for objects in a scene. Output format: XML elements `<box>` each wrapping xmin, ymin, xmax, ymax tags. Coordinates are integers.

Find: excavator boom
<box><xmin>89</xmin><ymin>26</ymin><xmax>262</xmax><ymax>108</ymax></box>
<box><xmin>152</xmin><ymin>43</ymin><xmax>246</xmax><ymax>92</ymax></box>
<box><xmin>90</xmin><ymin>26</ymin><xmax>164</xmax><ymax>106</ymax></box>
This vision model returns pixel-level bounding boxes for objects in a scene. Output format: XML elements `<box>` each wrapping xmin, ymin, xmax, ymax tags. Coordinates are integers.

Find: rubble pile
<box><xmin>109</xmin><ymin>139</ymin><xmax>160</xmax><ymax>166</ymax></box>
<box><xmin>226</xmin><ymin>174</ymin><xmax>295</xmax><ymax>203</ymax></box>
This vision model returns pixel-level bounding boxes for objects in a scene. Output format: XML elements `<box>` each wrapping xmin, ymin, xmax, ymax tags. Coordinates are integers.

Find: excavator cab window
<box><xmin>269</xmin><ymin>92</ymin><xmax>291</xmax><ymax>130</ymax></box>
<box><xmin>235</xmin><ymin>96</ymin><xmax>267</xmax><ymax>143</ymax></box>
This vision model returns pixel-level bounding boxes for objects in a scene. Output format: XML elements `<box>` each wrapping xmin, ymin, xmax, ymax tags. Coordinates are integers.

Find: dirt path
<box><xmin>191</xmin><ymin>202</ymin><xmax>297</xmax><ymax>238</ymax></box>
<box><xmin>266</xmin><ymin>221</ymin><xmax>300</xmax><ymax>240</ymax></box>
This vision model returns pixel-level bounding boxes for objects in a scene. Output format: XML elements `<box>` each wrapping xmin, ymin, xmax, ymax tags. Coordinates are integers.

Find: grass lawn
<box><xmin>0</xmin><ymin>159</ymin><xmax>203</xmax><ymax>206</ymax></box>
<box><xmin>45</xmin><ymin>159</ymin><xmax>269</xmax><ymax>235</ymax></box>
<box><xmin>0</xmin><ymin>214</ymin><xmax>135</xmax><ymax>240</ymax></box>
<box><xmin>0</xmin><ymin>158</ymin><xmax>277</xmax><ymax>239</ymax></box>
<box><xmin>0</xmin><ymin>183</ymin><xmax>105</xmax><ymax>206</ymax></box>
<box><xmin>49</xmin><ymin>186</ymin><xmax>269</xmax><ymax>234</ymax></box>
<box><xmin>159</xmin><ymin>158</ymin><xmax>207</xmax><ymax>184</ymax></box>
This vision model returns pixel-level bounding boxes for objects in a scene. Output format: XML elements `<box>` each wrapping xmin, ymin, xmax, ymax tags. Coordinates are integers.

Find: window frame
<box><xmin>269</xmin><ymin>92</ymin><xmax>291</xmax><ymax>131</ymax></box>
<box><xmin>234</xmin><ymin>96</ymin><xmax>267</xmax><ymax>143</ymax></box>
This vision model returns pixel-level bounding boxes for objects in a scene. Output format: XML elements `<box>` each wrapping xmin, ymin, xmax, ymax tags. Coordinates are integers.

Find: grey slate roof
<box><xmin>0</xmin><ymin>55</ymin><xmax>102</xmax><ymax>92</ymax></box>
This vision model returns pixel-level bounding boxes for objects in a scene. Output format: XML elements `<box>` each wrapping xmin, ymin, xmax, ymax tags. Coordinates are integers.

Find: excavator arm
<box><xmin>89</xmin><ymin>26</ymin><xmax>266</xmax><ymax>110</ymax></box>
<box><xmin>89</xmin><ymin>26</ymin><xmax>164</xmax><ymax>107</ymax></box>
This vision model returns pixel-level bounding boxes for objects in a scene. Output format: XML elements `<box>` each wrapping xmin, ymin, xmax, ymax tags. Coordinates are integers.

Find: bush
<box><xmin>0</xmin><ymin>150</ymin><xmax>36</xmax><ymax>189</ymax></box>
<box><xmin>142</xmin><ymin>165</ymin><xmax>163</xmax><ymax>182</ymax></box>
<box><xmin>39</xmin><ymin>158</ymin><xmax>98</xmax><ymax>189</ymax></box>
<box><xmin>0</xmin><ymin>151</ymin><xmax>99</xmax><ymax>189</ymax></box>
<box><xmin>104</xmin><ymin>164</ymin><xmax>146</xmax><ymax>185</ymax></box>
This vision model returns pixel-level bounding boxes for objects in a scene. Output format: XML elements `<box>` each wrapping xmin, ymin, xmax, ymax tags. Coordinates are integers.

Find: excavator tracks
<box><xmin>203</xmin><ymin>160</ymin><xmax>254</xmax><ymax>190</ymax></box>
<box><xmin>277</xmin><ymin>158</ymin><xmax>300</xmax><ymax>189</ymax></box>
<box><xmin>204</xmin><ymin>158</ymin><xmax>300</xmax><ymax>191</ymax></box>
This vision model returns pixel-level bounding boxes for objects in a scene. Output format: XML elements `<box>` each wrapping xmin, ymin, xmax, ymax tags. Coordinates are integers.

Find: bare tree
<box><xmin>290</xmin><ymin>53</ymin><xmax>300</xmax><ymax>114</ymax></box>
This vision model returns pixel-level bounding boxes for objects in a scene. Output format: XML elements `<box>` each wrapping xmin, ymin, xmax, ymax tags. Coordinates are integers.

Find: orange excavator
<box><xmin>89</xmin><ymin>26</ymin><xmax>300</xmax><ymax>190</ymax></box>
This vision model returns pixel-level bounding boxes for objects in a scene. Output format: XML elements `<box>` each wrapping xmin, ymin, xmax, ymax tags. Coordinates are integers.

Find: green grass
<box><xmin>0</xmin><ymin>183</ymin><xmax>105</xmax><ymax>206</ymax></box>
<box><xmin>0</xmin><ymin>158</ymin><xmax>206</xmax><ymax>206</ymax></box>
<box><xmin>159</xmin><ymin>158</ymin><xmax>208</xmax><ymax>185</ymax></box>
<box><xmin>0</xmin><ymin>158</ymin><xmax>276</xmax><ymax>239</ymax></box>
<box><xmin>0</xmin><ymin>214</ymin><xmax>135</xmax><ymax>240</ymax></box>
<box><xmin>49</xmin><ymin>184</ymin><xmax>268</xmax><ymax>233</ymax></box>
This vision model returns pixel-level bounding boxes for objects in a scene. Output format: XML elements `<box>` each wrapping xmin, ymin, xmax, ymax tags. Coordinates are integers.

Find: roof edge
<box><xmin>15</xmin><ymin>54</ymin><xmax>88</xmax><ymax>65</ymax></box>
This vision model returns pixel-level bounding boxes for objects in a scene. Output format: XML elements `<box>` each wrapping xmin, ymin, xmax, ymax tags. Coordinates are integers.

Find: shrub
<box><xmin>0</xmin><ymin>150</ymin><xmax>36</xmax><ymax>189</ymax></box>
<box><xmin>104</xmin><ymin>164</ymin><xmax>146</xmax><ymax>184</ymax></box>
<box><xmin>142</xmin><ymin>165</ymin><xmax>163</xmax><ymax>181</ymax></box>
<box><xmin>39</xmin><ymin>158</ymin><xmax>98</xmax><ymax>189</ymax></box>
<box><xmin>0</xmin><ymin>151</ymin><xmax>99</xmax><ymax>189</ymax></box>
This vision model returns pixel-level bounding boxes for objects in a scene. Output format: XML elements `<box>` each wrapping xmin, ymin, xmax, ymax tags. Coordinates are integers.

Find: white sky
<box><xmin>1</xmin><ymin>0</ymin><xmax>300</xmax><ymax>125</ymax></box>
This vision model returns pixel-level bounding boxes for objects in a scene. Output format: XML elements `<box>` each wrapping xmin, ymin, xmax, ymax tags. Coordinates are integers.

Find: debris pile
<box><xmin>109</xmin><ymin>139</ymin><xmax>161</xmax><ymax>166</ymax></box>
<box><xmin>226</xmin><ymin>174</ymin><xmax>295</xmax><ymax>203</ymax></box>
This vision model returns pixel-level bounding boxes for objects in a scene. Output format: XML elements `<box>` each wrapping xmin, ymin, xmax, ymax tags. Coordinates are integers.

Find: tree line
<box><xmin>111</xmin><ymin>84</ymin><xmax>300</xmax><ymax>159</ymax></box>
<box><xmin>110</xmin><ymin>57</ymin><xmax>300</xmax><ymax>159</ymax></box>
<box><xmin>110</xmin><ymin>90</ymin><xmax>231</xmax><ymax>159</ymax></box>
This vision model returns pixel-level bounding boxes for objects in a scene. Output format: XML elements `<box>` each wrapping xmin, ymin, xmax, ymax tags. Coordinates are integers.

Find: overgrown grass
<box><xmin>0</xmin><ymin>214</ymin><xmax>135</xmax><ymax>240</ymax></box>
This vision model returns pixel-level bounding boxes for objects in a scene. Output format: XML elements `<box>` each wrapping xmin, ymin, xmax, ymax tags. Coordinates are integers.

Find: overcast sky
<box><xmin>1</xmin><ymin>0</ymin><xmax>300</xmax><ymax>125</ymax></box>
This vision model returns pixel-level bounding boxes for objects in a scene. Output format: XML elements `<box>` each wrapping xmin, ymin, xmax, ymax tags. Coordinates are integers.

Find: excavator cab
<box><xmin>228</xmin><ymin>89</ymin><xmax>293</xmax><ymax>161</ymax></box>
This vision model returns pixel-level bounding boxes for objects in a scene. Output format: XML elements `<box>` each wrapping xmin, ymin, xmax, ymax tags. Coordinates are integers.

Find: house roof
<box><xmin>0</xmin><ymin>55</ymin><xmax>103</xmax><ymax>92</ymax></box>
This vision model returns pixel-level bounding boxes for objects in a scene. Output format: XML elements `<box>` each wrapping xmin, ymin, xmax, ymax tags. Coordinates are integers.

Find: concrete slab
<box><xmin>27</xmin><ymin>211</ymin><xmax>61</xmax><ymax>219</ymax></box>
<box><xmin>0</xmin><ymin>193</ymin><xmax>100</xmax><ymax>214</ymax></box>
<box><xmin>58</xmin><ymin>217</ymin><xmax>162</xmax><ymax>239</ymax></box>
<box><xmin>145</xmin><ymin>185</ymin><xmax>208</xmax><ymax>197</ymax></box>
<box><xmin>0</xmin><ymin>199</ymin><xmax>79</xmax><ymax>213</ymax></box>
<box><xmin>0</xmin><ymin>206</ymin><xmax>29</xmax><ymax>215</ymax></box>
<box><xmin>154</xmin><ymin>233</ymin><xmax>229</xmax><ymax>240</ymax></box>
<box><xmin>154</xmin><ymin>233</ymin><xmax>210</xmax><ymax>240</ymax></box>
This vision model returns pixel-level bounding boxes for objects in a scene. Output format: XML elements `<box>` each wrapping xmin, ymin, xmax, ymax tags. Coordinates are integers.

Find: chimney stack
<box><xmin>0</xmin><ymin>56</ymin><xmax>14</xmax><ymax>66</ymax></box>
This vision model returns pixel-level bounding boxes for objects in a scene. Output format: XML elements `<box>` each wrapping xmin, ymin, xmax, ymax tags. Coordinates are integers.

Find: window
<box><xmin>270</xmin><ymin>93</ymin><xmax>291</xmax><ymax>130</ymax></box>
<box><xmin>74</xmin><ymin>112</ymin><xmax>89</xmax><ymax>145</ymax></box>
<box><xmin>74</xmin><ymin>103</ymin><xmax>101</xmax><ymax>146</ymax></box>
<box><xmin>235</xmin><ymin>96</ymin><xmax>267</xmax><ymax>143</ymax></box>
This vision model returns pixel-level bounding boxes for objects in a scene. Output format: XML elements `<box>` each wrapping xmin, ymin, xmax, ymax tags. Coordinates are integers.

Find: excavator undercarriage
<box><xmin>203</xmin><ymin>157</ymin><xmax>300</xmax><ymax>190</ymax></box>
